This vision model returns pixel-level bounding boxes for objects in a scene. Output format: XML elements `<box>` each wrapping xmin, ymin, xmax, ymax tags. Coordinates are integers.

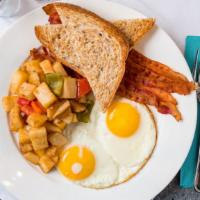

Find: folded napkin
<box><xmin>180</xmin><ymin>36</ymin><xmax>200</xmax><ymax>188</ymax></box>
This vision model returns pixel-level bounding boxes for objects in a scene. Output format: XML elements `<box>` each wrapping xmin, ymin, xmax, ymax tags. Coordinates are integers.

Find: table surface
<box><xmin>0</xmin><ymin>0</ymin><xmax>200</xmax><ymax>199</ymax></box>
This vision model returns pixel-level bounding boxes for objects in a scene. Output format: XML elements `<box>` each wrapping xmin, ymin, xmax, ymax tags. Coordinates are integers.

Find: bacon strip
<box><xmin>30</xmin><ymin>47</ymin><xmax>55</xmax><ymax>61</ymax></box>
<box><xmin>119</xmin><ymin>49</ymin><xmax>195</xmax><ymax>121</ymax></box>
<box><xmin>129</xmin><ymin>49</ymin><xmax>189</xmax><ymax>82</ymax></box>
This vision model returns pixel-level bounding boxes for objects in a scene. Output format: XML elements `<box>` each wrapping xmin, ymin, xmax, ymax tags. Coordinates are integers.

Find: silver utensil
<box><xmin>193</xmin><ymin>48</ymin><xmax>200</xmax><ymax>192</ymax></box>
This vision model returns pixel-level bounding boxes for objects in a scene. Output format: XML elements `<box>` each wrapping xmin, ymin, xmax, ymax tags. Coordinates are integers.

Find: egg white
<box><xmin>94</xmin><ymin>98</ymin><xmax>157</xmax><ymax>167</ymax></box>
<box><xmin>61</xmin><ymin>97</ymin><xmax>157</xmax><ymax>188</ymax></box>
<box><xmin>64</xmin><ymin>124</ymin><xmax>118</xmax><ymax>189</ymax></box>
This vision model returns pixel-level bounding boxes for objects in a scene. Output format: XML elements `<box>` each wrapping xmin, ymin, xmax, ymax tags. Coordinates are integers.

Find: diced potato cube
<box><xmin>45</xmin><ymin>146</ymin><xmax>59</xmax><ymax>164</ymax></box>
<box><xmin>59</xmin><ymin>111</ymin><xmax>74</xmax><ymax>124</ymax></box>
<box><xmin>46</xmin><ymin>106</ymin><xmax>56</xmax><ymax>121</ymax></box>
<box><xmin>51</xmin><ymin>155</ymin><xmax>59</xmax><ymax>164</ymax></box>
<box><xmin>24</xmin><ymin>152</ymin><xmax>39</xmax><ymax>165</ymax></box>
<box><xmin>52</xmin><ymin>100</ymin><xmax>70</xmax><ymax>119</ymax></box>
<box><xmin>9</xmin><ymin>106</ymin><xmax>24</xmax><ymax>132</ymax></box>
<box><xmin>18</xmin><ymin>82</ymin><xmax>36</xmax><ymax>100</ymax></box>
<box><xmin>46</xmin><ymin>146</ymin><xmax>57</xmax><ymax>157</ymax></box>
<box><xmin>19</xmin><ymin>128</ymin><xmax>30</xmax><ymax>145</ymax></box>
<box><xmin>39</xmin><ymin>155</ymin><xmax>55</xmax><ymax>173</ymax></box>
<box><xmin>2</xmin><ymin>96</ymin><xmax>18</xmax><ymax>112</ymax></box>
<box><xmin>53</xmin><ymin>118</ymin><xmax>67</xmax><ymax>130</ymax></box>
<box><xmin>29</xmin><ymin>127</ymin><xmax>48</xmax><ymax>151</ymax></box>
<box><xmin>46</xmin><ymin>101</ymin><xmax>70</xmax><ymax>120</ymax></box>
<box><xmin>72</xmin><ymin>114</ymin><xmax>78</xmax><ymax>123</ymax></box>
<box><xmin>35</xmin><ymin>149</ymin><xmax>45</xmax><ymax>157</ymax></box>
<box><xmin>10</xmin><ymin>70</ymin><xmax>29</xmax><ymax>95</ymax></box>
<box><xmin>48</xmin><ymin>133</ymin><xmax>68</xmax><ymax>147</ymax></box>
<box><xmin>71</xmin><ymin>101</ymin><xmax>86</xmax><ymax>113</ymax></box>
<box><xmin>25</xmin><ymin>60</ymin><xmax>42</xmax><ymax>73</ymax></box>
<box><xmin>34</xmin><ymin>82</ymin><xmax>57</xmax><ymax>108</ymax></box>
<box><xmin>27</xmin><ymin>113</ymin><xmax>47</xmax><ymax>128</ymax></box>
<box><xmin>61</xmin><ymin>77</ymin><xmax>77</xmax><ymax>99</ymax></box>
<box><xmin>45</xmin><ymin>122</ymin><xmax>62</xmax><ymax>133</ymax></box>
<box><xmin>40</xmin><ymin>60</ymin><xmax>54</xmax><ymax>74</ymax></box>
<box><xmin>28</xmin><ymin>72</ymin><xmax>40</xmax><ymax>86</ymax></box>
<box><xmin>20</xmin><ymin>143</ymin><xmax>33</xmax><ymax>153</ymax></box>
<box><xmin>78</xmin><ymin>96</ymin><xmax>87</xmax><ymax>103</ymax></box>
<box><xmin>52</xmin><ymin>62</ymin><xmax>67</xmax><ymax>76</ymax></box>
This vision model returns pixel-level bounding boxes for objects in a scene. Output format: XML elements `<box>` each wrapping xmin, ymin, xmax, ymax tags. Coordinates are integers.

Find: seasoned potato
<box><xmin>51</xmin><ymin>156</ymin><xmax>58</xmax><ymax>164</ymax></box>
<box><xmin>78</xmin><ymin>96</ymin><xmax>87</xmax><ymax>103</ymax></box>
<box><xmin>27</xmin><ymin>113</ymin><xmax>47</xmax><ymax>128</ymax></box>
<box><xmin>45</xmin><ymin>122</ymin><xmax>62</xmax><ymax>133</ymax></box>
<box><xmin>2</xmin><ymin>96</ymin><xmax>18</xmax><ymax>112</ymax></box>
<box><xmin>24</xmin><ymin>152</ymin><xmax>39</xmax><ymax>165</ymax></box>
<box><xmin>46</xmin><ymin>146</ymin><xmax>57</xmax><ymax>157</ymax></box>
<box><xmin>48</xmin><ymin>133</ymin><xmax>68</xmax><ymax>147</ymax></box>
<box><xmin>40</xmin><ymin>59</ymin><xmax>54</xmax><ymax>74</ymax></box>
<box><xmin>34</xmin><ymin>82</ymin><xmax>57</xmax><ymax>108</ymax></box>
<box><xmin>20</xmin><ymin>143</ymin><xmax>33</xmax><ymax>153</ymax></box>
<box><xmin>25</xmin><ymin>60</ymin><xmax>42</xmax><ymax>73</ymax></box>
<box><xmin>9</xmin><ymin>106</ymin><xmax>24</xmax><ymax>132</ymax></box>
<box><xmin>39</xmin><ymin>155</ymin><xmax>55</xmax><ymax>173</ymax></box>
<box><xmin>58</xmin><ymin>111</ymin><xmax>75</xmax><ymax>124</ymax></box>
<box><xmin>10</xmin><ymin>70</ymin><xmax>29</xmax><ymax>95</ymax></box>
<box><xmin>47</xmin><ymin>100</ymin><xmax>70</xmax><ymax>120</ymax></box>
<box><xmin>61</xmin><ymin>77</ymin><xmax>77</xmax><ymax>99</ymax></box>
<box><xmin>35</xmin><ymin>149</ymin><xmax>45</xmax><ymax>157</ymax></box>
<box><xmin>72</xmin><ymin>114</ymin><xmax>78</xmax><ymax>123</ymax></box>
<box><xmin>29</xmin><ymin>127</ymin><xmax>48</xmax><ymax>151</ymax></box>
<box><xmin>53</xmin><ymin>62</ymin><xmax>67</xmax><ymax>76</ymax></box>
<box><xmin>28</xmin><ymin>72</ymin><xmax>40</xmax><ymax>86</ymax></box>
<box><xmin>53</xmin><ymin>118</ymin><xmax>67</xmax><ymax>130</ymax></box>
<box><xmin>19</xmin><ymin>128</ymin><xmax>30</xmax><ymax>145</ymax></box>
<box><xmin>53</xmin><ymin>100</ymin><xmax>70</xmax><ymax>118</ymax></box>
<box><xmin>45</xmin><ymin>146</ymin><xmax>59</xmax><ymax>164</ymax></box>
<box><xmin>19</xmin><ymin>82</ymin><xmax>36</xmax><ymax>100</ymax></box>
<box><xmin>71</xmin><ymin>101</ymin><xmax>86</xmax><ymax>113</ymax></box>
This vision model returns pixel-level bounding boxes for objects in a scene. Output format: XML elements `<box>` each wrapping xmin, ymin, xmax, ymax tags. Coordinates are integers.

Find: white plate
<box><xmin>0</xmin><ymin>0</ymin><xmax>197</xmax><ymax>199</ymax></box>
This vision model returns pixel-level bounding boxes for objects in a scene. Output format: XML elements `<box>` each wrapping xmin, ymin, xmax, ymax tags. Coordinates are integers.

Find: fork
<box><xmin>193</xmin><ymin>48</ymin><xmax>200</xmax><ymax>192</ymax></box>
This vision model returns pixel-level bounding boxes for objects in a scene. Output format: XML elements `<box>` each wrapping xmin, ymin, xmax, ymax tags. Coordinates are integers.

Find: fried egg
<box><xmin>58</xmin><ymin>125</ymin><xmax>118</xmax><ymax>188</ymax></box>
<box><xmin>95</xmin><ymin>97</ymin><xmax>157</xmax><ymax>167</ymax></box>
<box><xmin>58</xmin><ymin>97</ymin><xmax>157</xmax><ymax>188</ymax></box>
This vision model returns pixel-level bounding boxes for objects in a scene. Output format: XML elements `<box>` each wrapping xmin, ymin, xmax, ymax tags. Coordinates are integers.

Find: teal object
<box><xmin>180</xmin><ymin>36</ymin><xmax>200</xmax><ymax>188</ymax></box>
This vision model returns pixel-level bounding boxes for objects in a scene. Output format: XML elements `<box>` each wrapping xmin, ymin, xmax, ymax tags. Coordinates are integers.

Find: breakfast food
<box><xmin>2</xmin><ymin>47</ymin><xmax>95</xmax><ymax>173</ymax></box>
<box><xmin>35</xmin><ymin>3</ymin><xmax>129</xmax><ymax>112</ymax></box>
<box><xmin>118</xmin><ymin>49</ymin><xmax>195</xmax><ymax>120</ymax></box>
<box><xmin>113</xmin><ymin>18</ymin><xmax>155</xmax><ymax>47</ymax></box>
<box><xmin>59</xmin><ymin>98</ymin><xmax>157</xmax><ymax>188</ymax></box>
<box><xmin>43</xmin><ymin>3</ymin><xmax>155</xmax><ymax>48</ymax></box>
<box><xmin>1</xmin><ymin>2</ymin><xmax>195</xmax><ymax>190</ymax></box>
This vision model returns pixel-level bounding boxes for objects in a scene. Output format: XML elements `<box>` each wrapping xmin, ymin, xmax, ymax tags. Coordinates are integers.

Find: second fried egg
<box><xmin>96</xmin><ymin>97</ymin><xmax>157</xmax><ymax>167</ymax></box>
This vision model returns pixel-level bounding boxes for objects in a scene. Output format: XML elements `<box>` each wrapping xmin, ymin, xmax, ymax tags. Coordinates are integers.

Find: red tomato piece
<box><xmin>77</xmin><ymin>79</ymin><xmax>91</xmax><ymax>98</ymax></box>
<box><xmin>20</xmin><ymin>105</ymin><xmax>34</xmax><ymax>116</ymax></box>
<box><xmin>17</xmin><ymin>98</ymin><xmax>31</xmax><ymax>106</ymax></box>
<box><xmin>31</xmin><ymin>101</ymin><xmax>46</xmax><ymax>114</ymax></box>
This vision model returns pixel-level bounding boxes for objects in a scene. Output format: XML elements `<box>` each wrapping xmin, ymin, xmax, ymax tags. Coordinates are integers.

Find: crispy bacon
<box><xmin>30</xmin><ymin>47</ymin><xmax>55</xmax><ymax>62</ymax></box>
<box><xmin>119</xmin><ymin>49</ymin><xmax>195</xmax><ymax>121</ymax></box>
<box><xmin>49</xmin><ymin>12</ymin><xmax>61</xmax><ymax>24</ymax></box>
<box><xmin>129</xmin><ymin>49</ymin><xmax>189</xmax><ymax>82</ymax></box>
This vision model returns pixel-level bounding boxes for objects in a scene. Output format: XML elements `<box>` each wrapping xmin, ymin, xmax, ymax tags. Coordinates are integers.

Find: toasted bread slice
<box><xmin>113</xmin><ymin>18</ymin><xmax>155</xmax><ymax>47</ymax></box>
<box><xmin>43</xmin><ymin>4</ymin><xmax>155</xmax><ymax>47</ymax></box>
<box><xmin>35</xmin><ymin>3</ymin><xmax>129</xmax><ymax>112</ymax></box>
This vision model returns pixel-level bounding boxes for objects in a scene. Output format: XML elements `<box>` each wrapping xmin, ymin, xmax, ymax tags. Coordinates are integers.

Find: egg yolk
<box><xmin>106</xmin><ymin>102</ymin><xmax>140</xmax><ymax>137</ymax></box>
<box><xmin>58</xmin><ymin>146</ymin><xmax>95</xmax><ymax>180</ymax></box>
